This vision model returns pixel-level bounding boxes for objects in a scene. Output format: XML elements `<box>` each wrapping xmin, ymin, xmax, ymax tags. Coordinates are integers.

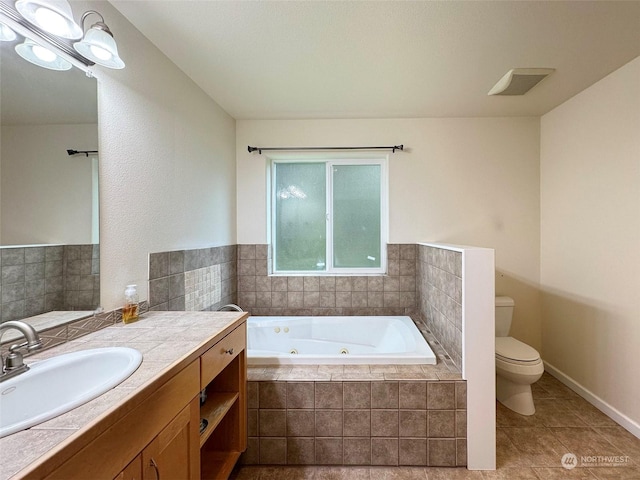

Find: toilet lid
<box><xmin>495</xmin><ymin>337</ymin><xmax>540</xmax><ymax>362</ymax></box>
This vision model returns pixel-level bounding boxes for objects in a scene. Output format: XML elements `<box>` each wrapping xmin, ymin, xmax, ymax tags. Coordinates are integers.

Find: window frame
<box><xmin>269</xmin><ymin>154</ymin><xmax>389</xmax><ymax>276</ymax></box>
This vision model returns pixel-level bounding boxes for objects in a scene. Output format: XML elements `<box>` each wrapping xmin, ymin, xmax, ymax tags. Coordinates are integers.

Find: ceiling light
<box><xmin>488</xmin><ymin>68</ymin><xmax>555</xmax><ymax>96</ymax></box>
<box><xmin>15</xmin><ymin>0</ymin><xmax>83</xmax><ymax>39</ymax></box>
<box><xmin>73</xmin><ymin>11</ymin><xmax>124</xmax><ymax>69</ymax></box>
<box><xmin>0</xmin><ymin>21</ymin><xmax>17</xmax><ymax>41</ymax></box>
<box><xmin>15</xmin><ymin>37</ymin><xmax>72</xmax><ymax>70</ymax></box>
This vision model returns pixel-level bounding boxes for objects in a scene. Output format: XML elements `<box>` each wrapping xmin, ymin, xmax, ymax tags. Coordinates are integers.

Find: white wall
<box><xmin>1</xmin><ymin>124</ymin><xmax>97</xmax><ymax>245</ymax></box>
<box><xmin>79</xmin><ymin>1</ymin><xmax>236</xmax><ymax>310</ymax></box>
<box><xmin>237</xmin><ymin>118</ymin><xmax>542</xmax><ymax>349</ymax></box>
<box><xmin>541</xmin><ymin>56</ymin><xmax>640</xmax><ymax>430</ymax></box>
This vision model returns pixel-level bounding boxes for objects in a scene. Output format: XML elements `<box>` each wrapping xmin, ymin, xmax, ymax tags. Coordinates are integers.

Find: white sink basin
<box><xmin>0</xmin><ymin>347</ymin><xmax>142</xmax><ymax>438</ymax></box>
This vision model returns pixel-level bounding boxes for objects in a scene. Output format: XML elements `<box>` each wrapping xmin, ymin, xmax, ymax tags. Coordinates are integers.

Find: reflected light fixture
<box><xmin>15</xmin><ymin>0</ymin><xmax>83</xmax><ymax>39</ymax></box>
<box><xmin>15</xmin><ymin>37</ymin><xmax>72</xmax><ymax>70</ymax></box>
<box><xmin>73</xmin><ymin>10</ymin><xmax>124</xmax><ymax>69</ymax></box>
<box><xmin>0</xmin><ymin>21</ymin><xmax>17</xmax><ymax>41</ymax></box>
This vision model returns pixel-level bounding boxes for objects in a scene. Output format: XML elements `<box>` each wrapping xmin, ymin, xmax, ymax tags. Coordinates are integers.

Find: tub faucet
<box><xmin>0</xmin><ymin>321</ymin><xmax>42</xmax><ymax>382</ymax></box>
<box><xmin>217</xmin><ymin>304</ymin><xmax>244</xmax><ymax>312</ymax></box>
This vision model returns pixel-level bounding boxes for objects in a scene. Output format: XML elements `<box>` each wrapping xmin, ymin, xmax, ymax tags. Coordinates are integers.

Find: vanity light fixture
<box><xmin>0</xmin><ymin>21</ymin><xmax>17</xmax><ymax>41</ymax></box>
<box><xmin>2</xmin><ymin>0</ymin><xmax>125</xmax><ymax>70</ymax></box>
<box><xmin>14</xmin><ymin>0</ymin><xmax>83</xmax><ymax>39</ymax></box>
<box><xmin>73</xmin><ymin>10</ymin><xmax>124</xmax><ymax>69</ymax></box>
<box><xmin>15</xmin><ymin>37</ymin><xmax>72</xmax><ymax>70</ymax></box>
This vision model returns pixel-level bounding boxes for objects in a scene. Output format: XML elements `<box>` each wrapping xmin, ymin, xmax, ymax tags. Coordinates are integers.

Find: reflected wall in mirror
<box><xmin>0</xmin><ymin>30</ymin><xmax>99</xmax><ymax>325</ymax></box>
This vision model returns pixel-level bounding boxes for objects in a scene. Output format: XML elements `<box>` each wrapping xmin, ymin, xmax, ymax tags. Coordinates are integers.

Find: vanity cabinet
<box><xmin>112</xmin><ymin>396</ymin><xmax>200</xmax><ymax>480</ymax></box>
<box><xmin>18</xmin><ymin>319</ymin><xmax>247</xmax><ymax>480</ymax></box>
<box><xmin>141</xmin><ymin>399</ymin><xmax>200</xmax><ymax>480</ymax></box>
<box><xmin>114</xmin><ymin>455</ymin><xmax>141</xmax><ymax>480</ymax></box>
<box><xmin>199</xmin><ymin>323</ymin><xmax>247</xmax><ymax>479</ymax></box>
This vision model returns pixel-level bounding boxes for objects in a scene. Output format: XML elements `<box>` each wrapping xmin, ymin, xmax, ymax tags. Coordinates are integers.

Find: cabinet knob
<box><xmin>224</xmin><ymin>348</ymin><xmax>234</xmax><ymax>355</ymax></box>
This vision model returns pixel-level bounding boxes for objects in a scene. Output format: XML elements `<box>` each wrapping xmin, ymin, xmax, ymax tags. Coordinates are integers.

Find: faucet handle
<box><xmin>8</xmin><ymin>339</ymin><xmax>42</xmax><ymax>354</ymax></box>
<box><xmin>5</xmin><ymin>350</ymin><xmax>26</xmax><ymax>370</ymax></box>
<box><xmin>9</xmin><ymin>340</ymin><xmax>42</xmax><ymax>355</ymax></box>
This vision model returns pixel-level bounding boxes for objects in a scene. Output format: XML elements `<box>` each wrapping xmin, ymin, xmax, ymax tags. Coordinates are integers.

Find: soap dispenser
<box><xmin>123</xmin><ymin>284</ymin><xmax>139</xmax><ymax>324</ymax></box>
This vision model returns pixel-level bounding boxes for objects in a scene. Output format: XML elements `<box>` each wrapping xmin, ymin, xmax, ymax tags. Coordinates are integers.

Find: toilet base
<box><xmin>496</xmin><ymin>374</ymin><xmax>536</xmax><ymax>415</ymax></box>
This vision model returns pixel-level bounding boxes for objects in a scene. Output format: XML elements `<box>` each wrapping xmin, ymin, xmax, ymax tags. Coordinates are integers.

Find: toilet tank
<box><xmin>495</xmin><ymin>296</ymin><xmax>515</xmax><ymax>337</ymax></box>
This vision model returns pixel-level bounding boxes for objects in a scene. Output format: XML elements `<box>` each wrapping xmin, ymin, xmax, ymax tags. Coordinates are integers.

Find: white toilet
<box><xmin>495</xmin><ymin>296</ymin><xmax>544</xmax><ymax>415</ymax></box>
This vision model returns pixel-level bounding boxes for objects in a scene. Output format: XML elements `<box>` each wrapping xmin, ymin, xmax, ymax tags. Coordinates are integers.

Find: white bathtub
<box><xmin>247</xmin><ymin>316</ymin><xmax>436</xmax><ymax>365</ymax></box>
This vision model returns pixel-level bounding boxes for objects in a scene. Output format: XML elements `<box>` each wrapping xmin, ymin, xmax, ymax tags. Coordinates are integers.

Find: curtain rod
<box><xmin>248</xmin><ymin>145</ymin><xmax>404</xmax><ymax>155</ymax></box>
<box><xmin>67</xmin><ymin>149</ymin><xmax>98</xmax><ymax>157</ymax></box>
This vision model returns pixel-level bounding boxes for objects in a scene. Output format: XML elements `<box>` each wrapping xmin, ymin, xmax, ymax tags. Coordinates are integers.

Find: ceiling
<box><xmin>113</xmin><ymin>1</ymin><xmax>640</xmax><ymax>120</ymax></box>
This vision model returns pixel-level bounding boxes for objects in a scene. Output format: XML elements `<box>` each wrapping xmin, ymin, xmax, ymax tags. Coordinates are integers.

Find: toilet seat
<box><xmin>495</xmin><ymin>336</ymin><xmax>540</xmax><ymax>364</ymax></box>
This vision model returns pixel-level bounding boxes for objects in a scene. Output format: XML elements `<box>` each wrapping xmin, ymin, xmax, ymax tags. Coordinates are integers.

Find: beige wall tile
<box><xmin>428</xmin><ymin>410</ymin><xmax>456</xmax><ymax>438</ymax></box>
<box><xmin>241</xmin><ymin>437</ymin><xmax>260</xmax><ymax>465</ymax></box>
<box><xmin>428</xmin><ymin>438</ymin><xmax>457</xmax><ymax>466</ymax></box>
<box><xmin>343</xmin><ymin>410</ymin><xmax>371</xmax><ymax>437</ymax></box>
<box><xmin>259</xmin><ymin>410</ymin><xmax>286</xmax><ymax>437</ymax></box>
<box><xmin>427</xmin><ymin>382</ymin><xmax>456</xmax><ymax>410</ymax></box>
<box><xmin>399</xmin><ymin>382</ymin><xmax>427</xmax><ymax>409</ymax></box>
<box><xmin>248</xmin><ymin>409</ymin><xmax>259</xmax><ymax>436</ymax></box>
<box><xmin>399</xmin><ymin>438</ymin><xmax>427</xmax><ymax>466</ymax></box>
<box><xmin>371</xmin><ymin>410</ymin><xmax>399</xmax><ymax>437</ymax></box>
<box><xmin>287</xmin><ymin>437</ymin><xmax>315</xmax><ymax>464</ymax></box>
<box><xmin>400</xmin><ymin>410</ymin><xmax>427</xmax><ymax>438</ymax></box>
<box><xmin>344</xmin><ymin>382</ymin><xmax>371</xmax><ymax>409</ymax></box>
<box><xmin>248</xmin><ymin>382</ymin><xmax>259</xmax><ymax>408</ymax></box>
<box><xmin>287</xmin><ymin>382</ymin><xmax>315</xmax><ymax>409</ymax></box>
<box><xmin>259</xmin><ymin>437</ymin><xmax>287</xmax><ymax>464</ymax></box>
<box><xmin>316</xmin><ymin>438</ymin><xmax>343</xmax><ymax>465</ymax></box>
<box><xmin>456</xmin><ymin>410</ymin><xmax>467</xmax><ymax>438</ymax></box>
<box><xmin>315</xmin><ymin>382</ymin><xmax>343</xmax><ymax>409</ymax></box>
<box><xmin>259</xmin><ymin>382</ymin><xmax>287</xmax><ymax>409</ymax></box>
<box><xmin>315</xmin><ymin>410</ymin><xmax>344</xmax><ymax>437</ymax></box>
<box><xmin>344</xmin><ymin>438</ymin><xmax>371</xmax><ymax>465</ymax></box>
<box><xmin>456</xmin><ymin>438</ymin><xmax>467</xmax><ymax>467</ymax></box>
<box><xmin>371</xmin><ymin>382</ymin><xmax>399</xmax><ymax>408</ymax></box>
<box><xmin>287</xmin><ymin>410</ymin><xmax>315</xmax><ymax>437</ymax></box>
<box><xmin>371</xmin><ymin>438</ymin><xmax>399</xmax><ymax>466</ymax></box>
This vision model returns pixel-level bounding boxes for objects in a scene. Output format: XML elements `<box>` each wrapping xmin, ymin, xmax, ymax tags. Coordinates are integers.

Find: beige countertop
<box><xmin>0</xmin><ymin>311</ymin><xmax>247</xmax><ymax>480</ymax></box>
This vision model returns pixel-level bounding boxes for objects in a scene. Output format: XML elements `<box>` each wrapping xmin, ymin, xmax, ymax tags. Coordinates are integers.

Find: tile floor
<box><xmin>230</xmin><ymin>373</ymin><xmax>640</xmax><ymax>479</ymax></box>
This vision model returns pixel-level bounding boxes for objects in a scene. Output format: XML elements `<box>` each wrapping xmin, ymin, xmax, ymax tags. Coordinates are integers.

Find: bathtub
<box><xmin>247</xmin><ymin>316</ymin><xmax>436</xmax><ymax>365</ymax></box>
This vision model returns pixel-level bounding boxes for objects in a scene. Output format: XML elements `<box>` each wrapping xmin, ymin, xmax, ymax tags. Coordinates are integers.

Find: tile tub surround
<box><xmin>236</xmin><ymin>244</ymin><xmax>417</xmax><ymax>316</ymax></box>
<box><xmin>242</xmin><ymin>371</ymin><xmax>466</xmax><ymax>467</ymax></box>
<box><xmin>416</xmin><ymin>245</ymin><xmax>462</xmax><ymax>369</ymax></box>
<box><xmin>148</xmin><ymin>245</ymin><xmax>237</xmax><ymax>311</ymax></box>
<box><xmin>0</xmin><ymin>245</ymin><xmax>100</xmax><ymax>322</ymax></box>
<box><xmin>231</xmin><ymin>372</ymin><xmax>640</xmax><ymax>478</ymax></box>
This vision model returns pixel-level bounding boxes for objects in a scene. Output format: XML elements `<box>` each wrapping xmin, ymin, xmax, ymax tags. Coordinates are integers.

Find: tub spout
<box><xmin>217</xmin><ymin>304</ymin><xmax>244</xmax><ymax>312</ymax></box>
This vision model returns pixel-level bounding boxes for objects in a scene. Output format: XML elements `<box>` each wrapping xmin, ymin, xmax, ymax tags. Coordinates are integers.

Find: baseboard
<box><xmin>543</xmin><ymin>361</ymin><xmax>640</xmax><ymax>439</ymax></box>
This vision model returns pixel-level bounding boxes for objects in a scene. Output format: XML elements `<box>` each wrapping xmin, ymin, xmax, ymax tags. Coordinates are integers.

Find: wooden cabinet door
<box><xmin>142</xmin><ymin>398</ymin><xmax>200</xmax><ymax>480</ymax></box>
<box><xmin>114</xmin><ymin>455</ymin><xmax>142</xmax><ymax>480</ymax></box>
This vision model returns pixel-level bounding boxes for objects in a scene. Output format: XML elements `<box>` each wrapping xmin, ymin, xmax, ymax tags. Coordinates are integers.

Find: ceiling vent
<box><xmin>488</xmin><ymin>68</ymin><xmax>555</xmax><ymax>96</ymax></box>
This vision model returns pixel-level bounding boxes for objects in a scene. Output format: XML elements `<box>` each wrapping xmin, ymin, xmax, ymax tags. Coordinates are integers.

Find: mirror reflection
<box><xmin>0</xmin><ymin>34</ymin><xmax>99</xmax><ymax>327</ymax></box>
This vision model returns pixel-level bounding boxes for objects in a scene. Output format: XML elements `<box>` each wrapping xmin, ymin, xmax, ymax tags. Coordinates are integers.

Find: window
<box><xmin>271</xmin><ymin>158</ymin><xmax>387</xmax><ymax>274</ymax></box>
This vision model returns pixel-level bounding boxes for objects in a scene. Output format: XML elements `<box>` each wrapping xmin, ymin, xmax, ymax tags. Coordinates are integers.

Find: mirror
<box><xmin>0</xmin><ymin>31</ymin><xmax>99</xmax><ymax>327</ymax></box>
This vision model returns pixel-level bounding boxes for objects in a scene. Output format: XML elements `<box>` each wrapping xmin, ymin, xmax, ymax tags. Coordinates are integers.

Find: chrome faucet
<box><xmin>0</xmin><ymin>321</ymin><xmax>43</xmax><ymax>382</ymax></box>
<box><xmin>216</xmin><ymin>304</ymin><xmax>244</xmax><ymax>312</ymax></box>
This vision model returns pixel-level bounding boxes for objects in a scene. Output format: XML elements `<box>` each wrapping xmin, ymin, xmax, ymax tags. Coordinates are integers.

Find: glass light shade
<box><xmin>15</xmin><ymin>38</ymin><xmax>72</xmax><ymax>70</ymax></box>
<box><xmin>0</xmin><ymin>22</ymin><xmax>18</xmax><ymax>42</ymax></box>
<box><xmin>74</xmin><ymin>26</ymin><xmax>124</xmax><ymax>69</ymax></box>
<box><xmin>15</xmin><ymin>0</ymin><xmax>83</xmax><ymax>39</ymax></box>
